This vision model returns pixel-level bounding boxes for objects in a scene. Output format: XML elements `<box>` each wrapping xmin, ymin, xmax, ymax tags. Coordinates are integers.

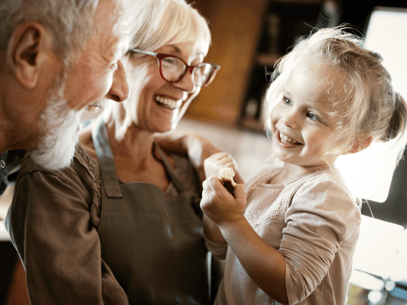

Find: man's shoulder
<box><xmin>18</xmin><ymin>144</ymin><xmax>99</xmax><ymax>188</ymax></box>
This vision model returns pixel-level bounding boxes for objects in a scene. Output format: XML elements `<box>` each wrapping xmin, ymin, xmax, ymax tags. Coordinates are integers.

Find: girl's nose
<box><xmin>283</xmin><ymin>110</ymin><xmax>299</xmax><ymax>129</ymax></box>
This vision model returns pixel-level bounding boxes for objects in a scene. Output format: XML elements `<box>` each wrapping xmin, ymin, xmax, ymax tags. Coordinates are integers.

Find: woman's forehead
<box><xmin>159</xmin><ymin>41</ymin><xmax>208</xmax><ymax>57</ymax></box>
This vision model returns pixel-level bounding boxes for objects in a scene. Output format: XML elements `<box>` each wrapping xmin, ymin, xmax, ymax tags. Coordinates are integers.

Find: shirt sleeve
<box><xmin>279</xmin><ymin>177</ymin><xmax>360</xmax><ymax>304</ymax></box>
<box><xmin>6</xmin><ymin>166</ymin><xmax>128</xmax><ymax>305</ymax></box>
<box><xmin>204</xmin><ymin>233</ymin><xmax>228</xmax><ymax>260</ymax></box>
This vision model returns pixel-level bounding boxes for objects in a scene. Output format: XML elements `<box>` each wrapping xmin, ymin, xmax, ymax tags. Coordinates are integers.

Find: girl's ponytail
<box><xmin>381</xmin><ymin>93</ymin><xmax>407</xmax><ymax>143</ymax></box>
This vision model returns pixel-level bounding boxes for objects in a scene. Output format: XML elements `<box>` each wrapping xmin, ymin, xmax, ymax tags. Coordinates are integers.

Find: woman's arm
<box><xmin>155</xmin><ymin>131</ymin><xmax>246</xmax><ymax>184</ymax></box>
<box><xmin>200</xmin><ymin>177</ymin><xmax>289</xmax><ymax>305</ymax></box>
<box><xmin>154</xmin><ymin>131</ymin><xmax>221</xmax><ymax>182</ymax></box>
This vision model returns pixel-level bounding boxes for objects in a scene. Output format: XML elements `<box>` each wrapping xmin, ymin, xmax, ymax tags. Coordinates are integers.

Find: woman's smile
<box><xmin>154</xmin><ymin>94</ymin><xmax>183</xmax><ymax>110</ymax></box>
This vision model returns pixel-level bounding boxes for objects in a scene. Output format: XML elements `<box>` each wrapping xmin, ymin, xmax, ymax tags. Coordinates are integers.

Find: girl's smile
<box><xmin>269</xmin><ymin>64</ymin><xmax>340</xmax><ymax>169</ymax></box>
<box><xmin>276</xmin><ymin>130</ymin><xmax>302</xmax><ymax>146</ymax></box>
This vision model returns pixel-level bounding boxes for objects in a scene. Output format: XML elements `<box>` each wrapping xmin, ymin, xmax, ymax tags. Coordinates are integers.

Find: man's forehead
<box><xmin>112</xmin><ymin>14</ymin><xmax>129</xmax><ymax>50</ymax></box>
<box><xmin>114</xmin><ymin>27</ymin><xmax>130</xmax><ymax>57</ymax></box>
<box><xmin>93</xmin><ymin>0</ymin><xmax>125</xmax><ymax>32</ymax></box>
<box><xmin>95</xmin><ymin>0</ymin><xmax>125</xmax><ymax>16</ymax></box>
<box><xmin>93</xmin><ymin>0</ymin><xmax>129</xmax><ymax>58</ymax></box>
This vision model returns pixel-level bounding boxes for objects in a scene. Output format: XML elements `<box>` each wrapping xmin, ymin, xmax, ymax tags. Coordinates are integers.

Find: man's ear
<box><xmin>345</xmin><ymin>136</ymin><xmax>373</xmax><ymax>154</ymax></box>
<box><xmin>6</xmin><ymin>21</ymin><xmax>53</xmax><ymax>89</ymax></box>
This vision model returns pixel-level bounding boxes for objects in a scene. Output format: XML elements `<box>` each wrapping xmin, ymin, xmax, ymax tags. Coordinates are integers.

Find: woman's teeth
<box><xmin>279</xmin><ymin>131</ymin><xmax>298</xmax><ymax>144</ymax></box>
<box><xmin>154</xmin><ymin>96</ymin><xmax>181</xmax><ymax>109</ymax></box>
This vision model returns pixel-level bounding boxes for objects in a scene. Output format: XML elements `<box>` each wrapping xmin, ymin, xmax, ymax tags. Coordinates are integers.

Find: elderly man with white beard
<box><xmin>1</xmin><ymin>0</ymin><xmax>129</xmax><ymax>303</ymax></box>
<box><xmin>0</xmin><ymin>0</ymin><xmax>130</xmax><ymax>196</ymax></box>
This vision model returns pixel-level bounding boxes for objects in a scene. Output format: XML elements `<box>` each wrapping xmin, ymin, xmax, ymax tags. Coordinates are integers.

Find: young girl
<box><xmin>200</xmin><ymin>27</ymin><xmax>407</xmax><ymax>305</ymax></box>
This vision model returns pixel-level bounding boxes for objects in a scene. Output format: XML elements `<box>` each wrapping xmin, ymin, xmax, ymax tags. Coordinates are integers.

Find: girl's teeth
<box><xmin>154</xmin><ymin>96</ymin><xmax>181</xmax><ymax>109</ymax></box>
<box><xmin>280</xmin><ymin>132</ymin><xmax>298</xmax><ymax>144</ymax></box>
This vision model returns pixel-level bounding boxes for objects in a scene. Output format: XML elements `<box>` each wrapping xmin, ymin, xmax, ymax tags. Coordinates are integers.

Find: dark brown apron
<box><xmin>92</xmin><ymin>119</ymin><xmax>211</xmax><ymax>305</ymax></box>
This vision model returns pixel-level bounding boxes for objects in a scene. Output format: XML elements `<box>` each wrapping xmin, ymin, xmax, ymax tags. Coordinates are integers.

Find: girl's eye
<box><xmin>306</xmin><ymin>112</ymin><xmax>321</xmax><ymax>122</ymax></box>
<box><xmin>283</xmin><ymin>97</ymin><xmax>292</xmax><ymax>105</ymax></box>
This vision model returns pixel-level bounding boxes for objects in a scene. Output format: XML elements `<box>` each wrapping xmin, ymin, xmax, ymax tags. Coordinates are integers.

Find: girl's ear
<box><xmin>6</xmin><ymin>21</ymin><xmax>53</xmax><ymax>89</ymax></box>
<box><xmin>345</xmin><ymin>136</ymin><xmax>373</xmax><ymax>154</ymax></box>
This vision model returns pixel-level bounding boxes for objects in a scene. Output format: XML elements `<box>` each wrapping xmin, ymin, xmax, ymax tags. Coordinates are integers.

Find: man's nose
<box><xmin>106</xmin><ymin>59</ymin><xmax>129</xmax><ymax>102</ymax></box>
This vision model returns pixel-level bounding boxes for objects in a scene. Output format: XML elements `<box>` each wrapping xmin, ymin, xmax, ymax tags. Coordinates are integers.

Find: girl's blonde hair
<box><xmin>265</xmin><ymin>26</ymin><xmax>407</xmax><ymax>160</ymax></box>
<box><xmin>124</xmin><ymin>0</ymin><xmax>211</xmax><ymax>55</ymax></box>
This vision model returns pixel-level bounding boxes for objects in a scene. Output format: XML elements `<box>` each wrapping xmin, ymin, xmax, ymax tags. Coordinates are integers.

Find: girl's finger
<box><xmin>203</xmin><ymin>176</ymin><xmax>221</xmax><ymax>191</ymax></box>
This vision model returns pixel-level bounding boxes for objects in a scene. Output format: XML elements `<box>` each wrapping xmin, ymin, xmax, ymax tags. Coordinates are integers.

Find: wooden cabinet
<box><xmin>185</xmin><ymin>0</ymin><xmax>268</xmax><ymax>126</ymax></box>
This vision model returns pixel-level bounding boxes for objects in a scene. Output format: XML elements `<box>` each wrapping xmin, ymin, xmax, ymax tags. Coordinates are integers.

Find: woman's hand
<box><xmin>204</xmin><ymin>152</ymin><xmax>237</xmax><ymax>179</ymax></box>
<box><xmin>154</xmin><ymin>131</ymin><xmax>221</xmax><ymax>182</ymax></box>
<box><xmin>200</xmin><ymin>176</ymin><xmax>246</xmax><ymax>226</ymax></box>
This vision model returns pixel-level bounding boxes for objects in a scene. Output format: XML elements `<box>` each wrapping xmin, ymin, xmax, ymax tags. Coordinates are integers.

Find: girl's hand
<box><xmin>204</xmin><ymin>152</ymin><xmax>237</xmax><ymax>179</ymax></box>
<box><xmin>200</xmin><ymin>176</ymin><xmax>247</xmax><ymax>226</ymax></box>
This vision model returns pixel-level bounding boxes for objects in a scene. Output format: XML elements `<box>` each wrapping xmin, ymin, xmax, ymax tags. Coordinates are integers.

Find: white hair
<box><xmin>0</xmin><ymin>0</ymin><xmax>99</xmax><ymax>64</ymax></box>
<box><xmin>125</xmin><ymin>0</ymin><xmax>211</xmax><ymax>54</ymax></box>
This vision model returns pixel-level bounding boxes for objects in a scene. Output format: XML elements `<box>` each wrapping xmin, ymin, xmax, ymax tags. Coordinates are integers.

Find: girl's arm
<box><xmin>201</xmin><ymin>176</ymin><xmax>289</xmax><ymax>305</ymax></box>
<box><xmin>203</xmin><ymin>214</ymin><xmax>227</xmax><ymax>245</ymax></box>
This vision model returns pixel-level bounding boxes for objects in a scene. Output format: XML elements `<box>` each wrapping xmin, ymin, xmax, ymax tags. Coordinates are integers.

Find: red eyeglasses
<box><xmin>129</xmin><ymin>48</ymin><xmax>220</xmax><ymax>87</ymax></box>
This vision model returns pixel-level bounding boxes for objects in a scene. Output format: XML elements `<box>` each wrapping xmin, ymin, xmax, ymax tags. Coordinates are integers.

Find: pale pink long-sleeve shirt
<box><xmin>206</xmin><ymin>161</ymin><xmax>361</xmax><ymax>305</ymax></box>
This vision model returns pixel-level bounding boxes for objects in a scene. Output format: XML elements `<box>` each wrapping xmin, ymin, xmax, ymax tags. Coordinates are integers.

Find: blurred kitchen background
<box><xmin>1</xmin><ymin>0</ymin><xmax>407</xmax><ymax>304</ymax></box>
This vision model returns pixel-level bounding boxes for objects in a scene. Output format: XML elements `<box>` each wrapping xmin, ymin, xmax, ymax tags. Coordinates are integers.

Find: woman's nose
<box><xmin>106</xmin><ymin>59</ymin><xmax>129</xmax><ymax>102</ymax></box>
<box><xmin>173</xmin><ymin>69</ymin><xmax>197</xmax><ymax>93</ymax></box>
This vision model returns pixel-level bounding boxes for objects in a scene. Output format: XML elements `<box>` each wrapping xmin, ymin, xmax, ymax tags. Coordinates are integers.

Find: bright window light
<box><xmin>336</xmin><ymin>7</ymin><xmax>407</xmax><ymax>202</ymax></box>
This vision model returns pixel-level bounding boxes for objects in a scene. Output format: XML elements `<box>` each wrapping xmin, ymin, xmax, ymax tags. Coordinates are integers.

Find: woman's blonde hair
<box><xmin>265</xmin><ymin>26</ymin><xmax>407</xmax><ymax>159</ymax></box>
<box><xmin>124</xmin><ymin>0</ymin><xmax>211</xmax><ymax>54</ymax></box>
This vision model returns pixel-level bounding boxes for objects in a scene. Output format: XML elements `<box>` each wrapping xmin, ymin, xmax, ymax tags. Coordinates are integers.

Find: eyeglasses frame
<box><xmin>128</xmin><ymin>48</ymin><xmax>220</xmax><ymax>87</ymax></box>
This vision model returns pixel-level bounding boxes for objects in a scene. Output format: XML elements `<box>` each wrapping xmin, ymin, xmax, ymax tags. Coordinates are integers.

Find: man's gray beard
<box><xmin>31</xmin><ymin>77</ymin><xmax>83</xmax><ymax>171</ymax></box>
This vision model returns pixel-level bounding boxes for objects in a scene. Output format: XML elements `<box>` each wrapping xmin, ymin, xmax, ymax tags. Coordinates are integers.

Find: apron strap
<box><xmin>91</xmin><ymin>118</ymin><xmax>123</xmax><ymax>198</ymax></box>
<box><xmin>206</xmin><ymin>251</ymin><xmax>213</xmax><ymax>303</ymax></box>
<box><xmin>153</xmin><ymin>142</ymin><xmax>185</xmax><ymax>193</ymax></box>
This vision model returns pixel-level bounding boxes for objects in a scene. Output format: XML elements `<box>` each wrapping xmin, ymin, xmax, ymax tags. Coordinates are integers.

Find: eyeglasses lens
<box><xmin>160</xmin><ymin>56</ymin><xmax>214</xmax><ymax>86</ymax></box>
<box><xmin>194</xmin><ymin>64</ymin><xmax>213</xmax><ymax>86</ymax></box>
